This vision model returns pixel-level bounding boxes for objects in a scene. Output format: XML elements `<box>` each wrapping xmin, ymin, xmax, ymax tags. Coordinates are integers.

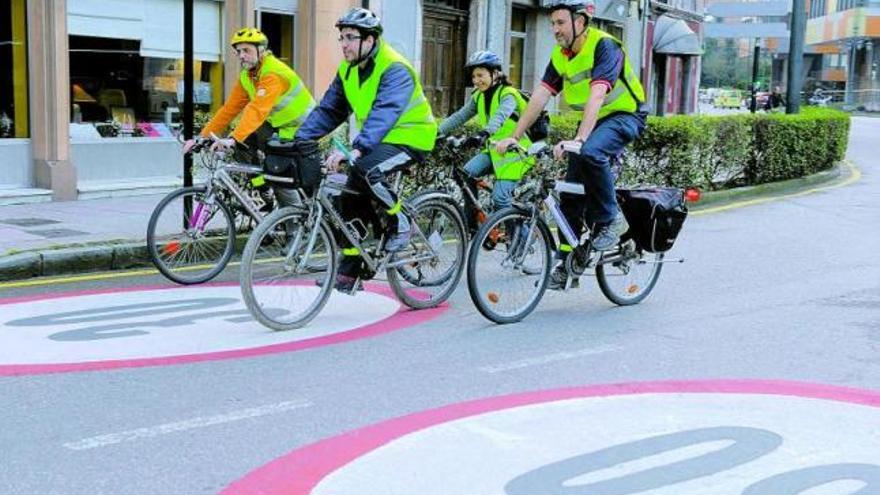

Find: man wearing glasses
<box><xmin>295</xmin><ymin>8</ymin><xmax>437</xmax><ymax>293</ymax></box>
<box><xmin>185</xmin><ymin>27</ymin><xmax>316</xmax><ymax>159</ymax></box>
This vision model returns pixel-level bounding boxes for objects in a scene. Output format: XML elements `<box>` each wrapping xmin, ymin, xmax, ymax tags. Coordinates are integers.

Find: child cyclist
<box><xmin>437</xmin><ymin>50</ymin><xmax>535</xmax><ymax>232</ymax></box>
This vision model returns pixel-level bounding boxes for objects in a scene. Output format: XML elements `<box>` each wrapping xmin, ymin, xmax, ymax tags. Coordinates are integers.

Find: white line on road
<box><xmin>63</xmin><ymin>399</ymin><xmax>313</xmax><ymax>451</ymax></box>
<box><xmin>478</xmin><ymin>345</ymin><xmax>623</xmax><ymax>373</ymax></box>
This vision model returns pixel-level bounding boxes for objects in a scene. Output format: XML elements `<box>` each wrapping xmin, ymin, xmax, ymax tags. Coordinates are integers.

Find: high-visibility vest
<box><xmin>473</xmin><ymin>85</ymin><xmax>534</xmax><ymax>181</ymax></box>
<box><xmin>240</xmin><ymin>54</ymin><xmax>315</xmax><ymax>139</ymax></box>
<box><xmin>550</xmin><ymin>28</ymin><xmax>645</xmax><ymax>119</ymax></box>
<box><xmin>338</xmin><ymin>41</ymin><xmax>437</xmax><ymax>151</ymax></box>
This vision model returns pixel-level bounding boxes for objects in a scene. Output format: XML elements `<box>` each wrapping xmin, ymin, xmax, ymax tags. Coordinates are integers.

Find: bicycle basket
<box><xmin>264</xmin><ymin>139</ymin><xmax>323</xmax><ymax>189</ymax></box>
<box><xmin>617</xmin><ymin>187</ymin><xmax>688</xmax><ymax>253</ymax></box>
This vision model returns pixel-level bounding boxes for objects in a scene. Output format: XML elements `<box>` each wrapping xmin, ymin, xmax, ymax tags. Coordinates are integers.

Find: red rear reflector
<box><xmin>685</xmin><ymin>188</ymin><xmax>701</xmax><ymax>203</ymax></box>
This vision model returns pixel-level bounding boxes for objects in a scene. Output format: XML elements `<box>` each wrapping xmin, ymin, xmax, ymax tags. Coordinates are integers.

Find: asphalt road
<box><xmin>1</xmin><ymin>118</ymin><xmax>878</xmax><ymax>494</ymax></box>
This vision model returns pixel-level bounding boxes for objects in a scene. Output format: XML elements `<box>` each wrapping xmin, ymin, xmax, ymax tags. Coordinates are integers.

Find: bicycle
<box><xmin>411</xmin><ymin>136</ymin><xmax>497</xmax><ymax>238</ymax></box>
<box><xmin>466</xmin><ymin>142</ymin><xmax>683</xmax><ymax>324</ymax></box>
<box><xmin>239</xmin><ymin>142</ymin><xmax>467</xmax><ymax>331</ymax></box>
<box><xmin>146</xmin><ymin>136</ymin><xmax>287</xmax><ymax>285</ymax></box>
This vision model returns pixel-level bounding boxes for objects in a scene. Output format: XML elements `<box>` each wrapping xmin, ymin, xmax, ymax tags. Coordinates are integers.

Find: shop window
<box><xmin>509</xmin><ymin>7</ymin><xmax>528</xmax><ymax>89</ymax></box>
<box><xmin>0</xmin><ymin>0</ymin><xmax>29</xmax><ymax>138</ymax></box>
<box><xmin>69</xmin><ymin>35</ymin><xmax>217</xmax><ymax>138</ymax></box>
<box><xmin>259</xmin><ymin>11</ymin><xmax>296</xmax><ymax>68</ymax></box>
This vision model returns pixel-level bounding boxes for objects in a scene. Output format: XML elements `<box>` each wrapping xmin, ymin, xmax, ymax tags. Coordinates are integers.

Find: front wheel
<box><xmin>386</xmin><ymin>197</ymin><xmax>466</xmax><ymax>309</ymax></box>
<box><xmin>240</xmin><ymin>207</ymin><xmax>337</xmax><ymax>330</ymax></box>
<box><xmin>146</xmin><ymin>186</ymin><xmax>236</xmax><ymax>285</ymax></box>
<box><xmin>467</xmin><ymin>207</ymin><xmax>553</xmax><ymax>324</ymax></box>
<box><xmin>595</xmin><ymin>242</ymin><xmax>663</xmax><ymax>305</ymax></box>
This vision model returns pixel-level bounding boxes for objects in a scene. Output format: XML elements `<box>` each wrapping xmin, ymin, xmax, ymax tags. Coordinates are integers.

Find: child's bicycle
<box><xmin>238</xmin><ymin>140</ymin><xmax>467</xmax><ymax>331</ymax></box>
<box><xmin>412</xmin><ymin>136</ymin><xmax>496</xmax><ymax>238</ymax></box>
<box><xmin>466</xmin><ymin>141</ymin><xmax>692</xmax><ymax>324</ymax></box>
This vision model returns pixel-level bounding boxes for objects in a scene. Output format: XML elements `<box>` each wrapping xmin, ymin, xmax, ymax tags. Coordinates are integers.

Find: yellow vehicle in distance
<box><xmin>713</xmin><ymin>89</ymin><xmax>743</xmax><ymax>109</ymax></box>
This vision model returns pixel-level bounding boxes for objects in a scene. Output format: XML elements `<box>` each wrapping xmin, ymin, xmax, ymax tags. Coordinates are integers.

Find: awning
<box><xmin>653</xmin><ymin>15</ymin><xmax>702</xmax><ymax>55</ymax></box>
<box><xmin>67</xmin><ymin>0</ymin><xmax>221</xmax><ymax>62</ymax></box>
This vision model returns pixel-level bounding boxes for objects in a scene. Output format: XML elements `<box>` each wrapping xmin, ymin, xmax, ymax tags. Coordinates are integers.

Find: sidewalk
<box><xmin>0</xmin><ymin>194</ymin><xmax>165</xmax><ymax>280</ymax></box>
<box><xmin>0</xmin><ymin>160</ymin><xmax>857</xmax><ymax>281</ymax></box>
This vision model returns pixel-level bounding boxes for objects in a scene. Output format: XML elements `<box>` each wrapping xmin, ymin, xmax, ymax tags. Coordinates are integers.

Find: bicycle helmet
<box><xmin>230</xmin><ymin>27</ymin><xmax>268</xmax><ymax>48</ymax></box>
<box><xmin>546</xmin><ymin>0</ymin><xmax>596</xmax><ymax>17</ymax></box>
<box><xmin>335</xmin><ymin>8</ymin><xmax>383</xmax><ymax>36</ymax></box>
<box><xmin>464</xmin><ymin>50</ymin><xmax>503</xmax><ymax>72</ymax></box>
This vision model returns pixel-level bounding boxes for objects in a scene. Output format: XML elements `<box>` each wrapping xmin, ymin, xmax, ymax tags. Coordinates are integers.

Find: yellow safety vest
<box><xmin>550</xmin><ymin>28</ymin><xmax>645</xmax><ymax>119</ymax></box>
<box><xmin>473</xmin><ymin>85</ymin><xmax>534</xmax><ymax>181</ymax></box>
<box><xmin>338</xmin><ymin>41</ymin><xmax>437</xmax><ymax>152</ymax></box>
<box><xmin>240</xmin><ymin>54</ymin><xmax>315</xmax><ymax>140</ymax></box>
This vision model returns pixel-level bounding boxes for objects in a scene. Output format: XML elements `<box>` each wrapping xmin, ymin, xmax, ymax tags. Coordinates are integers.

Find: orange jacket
<box><xmin>200</xmin><ymin>63</ymin><xmax>290</xmax><ymax>143</ymax></box>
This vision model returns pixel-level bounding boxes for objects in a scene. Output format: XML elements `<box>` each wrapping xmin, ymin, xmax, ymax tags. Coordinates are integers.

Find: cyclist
<box><xmin>185</xmin><ymin>27</ymin><xmax>315</xmax><ymax>158</ymax></box>
<box><xmin>495</xmin><ymin>0</ymin><xmax>647</xmax><ymax>290</ymax></box>
<box><xmin>437</xmin><ymin>50</ymin><xmax>534</xmax><ymax>233</ymax></box>
<box><xmin>182</xmin><ymin>28</ymin><xmax>316</xmax><ymax>209</ymax></box>
<box><xmin>294</xmin><ymin>8</ymin><xmax>438</xmax><ymax>293</ymax></box>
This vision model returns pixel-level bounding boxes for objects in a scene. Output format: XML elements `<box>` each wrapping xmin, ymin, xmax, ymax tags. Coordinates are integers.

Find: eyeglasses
<box><xmin>337</xmin><ymin>34</ymin><xmax>362</xmax><ymax>43</ymax></box>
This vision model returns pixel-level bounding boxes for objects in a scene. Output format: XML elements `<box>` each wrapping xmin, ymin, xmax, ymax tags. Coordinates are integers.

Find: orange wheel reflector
<box><xmin>627</xmin><ymin>285</ymin><xmax>640</xmax><ymax>294</ymax></box>
<box><xmin>487</xmin><ymin>292</ymin><xmax>500</xmax><ymax>304</ymax></box>
<box><xmin>163</xmin><ymin>241</ymin><xmax>181</xmax><ymax>255</ymax></box>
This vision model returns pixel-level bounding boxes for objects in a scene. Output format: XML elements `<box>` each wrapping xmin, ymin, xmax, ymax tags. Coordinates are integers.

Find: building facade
<box><xmin>1</xmin><ymin>0</ymin><xmax>701</xmax><ymax>204</ymax></box>
<box><xmin>806</xmin><ymin>0</ymin><xmax>880</xmax><ymax>110</ymax></box>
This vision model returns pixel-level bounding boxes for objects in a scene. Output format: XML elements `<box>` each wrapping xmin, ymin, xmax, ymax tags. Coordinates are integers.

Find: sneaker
<box><xmin>384</xmin><ymin>229</ymin><xmax>412</xmax><ymax>253</ymax></box>
<box><xmin>333</xmin><ymin>274</ymin><xmax>363</xmax><ymax>294</ymax></box>
<box><xmin>315</xmin><ymin>274</ymin><xmax>363</xmax><ymax>294</ymax></box>
<box><xmin>590</xmin><ymin>213</ymin><xmax>629</xmax><ymax>251</ymax></box>
<box><xmin>547</xmin><ymin>264</ymin><xmax>579</xmax><ymax>291</ymax></box>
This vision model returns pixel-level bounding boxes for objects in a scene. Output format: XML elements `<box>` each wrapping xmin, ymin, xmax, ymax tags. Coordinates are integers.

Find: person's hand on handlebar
<box><xmin>463</xmin><ymin>130</ymin><xmax>489</xmax><ymax>148</ymax></box>
<box><xmin>210</xmin><ymin>137</ymin><xmax>237</xmax><ymax>153</ymax></box>
<box><xmin>182</xmin><ymin>136</ymin><xmax>207</xmax><ymax>155</ymax></box>
<box><xmin>494</xmin><ymin>137</ymin><xmax>519</xmax><ymax>155</ymax></box>
<box><xmin>553</xmin><ymin>138</ymin><xmax>584</xmax><ymax>161</ymax></box>
<box><xmin>324</xmin><ymin>147</ymin><xmax>361</xmax><ymax>173</ymax></box>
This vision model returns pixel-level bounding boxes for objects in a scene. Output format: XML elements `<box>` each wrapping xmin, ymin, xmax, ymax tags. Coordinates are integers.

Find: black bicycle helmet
<box><xmin>464</xmin><ymin>50</ymin><xmax>503</xmax><ymax>72</ymax></box>
<box><xmin>335</xmin><ymin>8</ymin><xmax>383</xmax><ymax>36</ymax></box>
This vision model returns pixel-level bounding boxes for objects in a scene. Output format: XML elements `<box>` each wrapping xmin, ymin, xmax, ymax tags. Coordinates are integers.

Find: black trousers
<box><xmin>337</xmin><ymin>143</ymin><xmax>419</xmax><ymax>278</ymax></box>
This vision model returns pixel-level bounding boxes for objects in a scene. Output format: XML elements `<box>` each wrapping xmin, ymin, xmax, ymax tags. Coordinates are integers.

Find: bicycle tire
<box><xmin>147</xmin><ymin>186</ymin><xmax>236</xmax><ymax>285</ymax></box>
<box><xmin>596</xmin><ymin>245</ymin><xmax>663</xmax><ymax>306</ymax></box>
<box><xmin>386</xmin><ymin>197</ymin><xmax>466</xmax><ymax>309</ymax></box>
<box><xmin>466</xmin><ymin>207</ymin><xmax>553</xmax><ymax>324</ymax></box>
<box><xmin>240</xmin><ymin>207</ymin><xmax>337</xmax><ymax>331</ymax></box>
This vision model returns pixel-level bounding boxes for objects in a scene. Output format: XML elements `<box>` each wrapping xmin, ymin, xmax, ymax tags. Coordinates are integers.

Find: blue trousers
<box><xmin>462</xmin><ymin>152</ymin><xmax>518</xmax><ymax>210</ymax></box>
<box><xmin>560</xmin><ymin>112</ymin><xmax>645</xmax><ymax>245</ymax></box>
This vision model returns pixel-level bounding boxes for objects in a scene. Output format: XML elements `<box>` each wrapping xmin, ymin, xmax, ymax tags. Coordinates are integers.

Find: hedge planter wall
<box><xmin>416</xmin><ymin>107</ymin><xmax>850</xmax><ymax>191</ymax></box>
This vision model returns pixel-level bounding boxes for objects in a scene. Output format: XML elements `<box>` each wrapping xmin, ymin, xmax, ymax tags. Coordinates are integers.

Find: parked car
<box><xmin>713</xmin><ymin>89</ymin><xmax>743</xmax><ymax>109</ymax></box>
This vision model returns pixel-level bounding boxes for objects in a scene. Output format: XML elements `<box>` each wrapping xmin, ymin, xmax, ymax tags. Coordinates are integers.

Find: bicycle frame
<box><xmin>189</xmin><ymin>157</ymin><xmax>297</xmax><ymax>234</ymax></box>
<box><xmin>287</xmin><ymin>171</ymin><xmax>442</xmax><ymax>277</ymax></box>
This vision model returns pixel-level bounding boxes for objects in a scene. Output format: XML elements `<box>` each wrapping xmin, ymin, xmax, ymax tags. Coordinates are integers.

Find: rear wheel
<box><xmin>147</xmin><ymin>186</ymin><xmax>235</xmax><ymax>285</ymax></box>
<box><xmin>596</xmin><ymin>242</ymin><xmax>663</xmax><ymax>305</ymax></box>
<box><xmin>387</xmin><ymin>198</ymin><xmax>466</xmax><ymax>309</ymax></box>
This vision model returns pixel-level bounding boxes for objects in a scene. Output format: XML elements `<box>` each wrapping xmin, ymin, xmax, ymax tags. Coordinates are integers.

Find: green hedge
<box><xmin>420</xmin><ymin>107</ymin><xmax>850</xmax><ymax>190</ymax></box>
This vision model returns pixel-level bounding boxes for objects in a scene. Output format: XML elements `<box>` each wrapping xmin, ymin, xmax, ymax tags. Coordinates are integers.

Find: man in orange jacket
<box><xmin>184</xmin><ymin>28</ymin><xmax>315</xmax><ymax>162</ymax></box>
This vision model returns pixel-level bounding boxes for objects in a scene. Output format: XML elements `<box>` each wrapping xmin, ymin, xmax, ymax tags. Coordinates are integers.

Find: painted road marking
<box><xmin>64</xmin><ymin>399</ymin><xmax>313</xmax><ymax>451</ymax></box>
<box><xmin>478</xmin><ymin>345</ymin><xmax>623</xmax><ymax>373</ymax></box>
<box><xmin>221</xmin><ymin>380</ymin><xmax>880</xmax><ymax>495</ymax></box>
<box><xmin>691</xmin><ymin>160</ymin><xmax>861</xmax><ymax>217</ymax></box>
<box><xmin>0</xmin><ymin>283</ymin><xmax>445</xmax><ymax>375</ymax></box>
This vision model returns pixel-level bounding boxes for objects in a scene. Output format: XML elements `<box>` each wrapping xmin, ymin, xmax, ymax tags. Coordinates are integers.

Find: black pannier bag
<box><xmin>263</xmin><ymin>138</ymin><xmax>323</xmax><ymax>189</ymax></box>
<box><xmin>616</xmin><ymin>187</ymin><xmax>688</xmax><ymax>253</ymax></box>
